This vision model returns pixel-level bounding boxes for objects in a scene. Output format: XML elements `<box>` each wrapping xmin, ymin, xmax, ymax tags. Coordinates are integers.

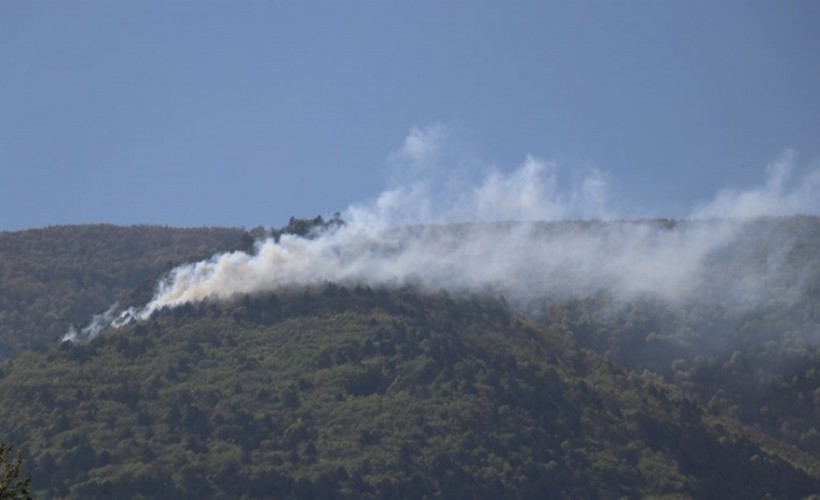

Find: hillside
<box><xmin>532</xmin><ymin>216</ymin><xmax>820</xmax><ymax>463</ymax></box>
<box><xmin>1</xmin><ymin>287</ymin><xmax>817</xmax><ymax>498</ymax></box>
<box><xmin>1</xmin><ymin>218</ymin><xmax>820</xmax><ymax>498</ymax></box>
<box><xmin>0</xmin><ymin>224</ymin><xmax>249</xmax><ymax>357</ymax></box>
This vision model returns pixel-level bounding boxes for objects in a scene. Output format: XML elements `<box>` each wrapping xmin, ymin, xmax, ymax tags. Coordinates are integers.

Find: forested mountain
<box><xmin>0</xmin><ymin>225</ymin><xmax>248</xmax><ymax>357</ymax></box>
<box><xmin>1</xmin><ymin>288</ymin><xmax>817</xmax><ymax>498</ymax></box>
<box><xmin>1</xmin><ymin>218</ymin><xmax>819</xmax><ymax>498</ymax></box>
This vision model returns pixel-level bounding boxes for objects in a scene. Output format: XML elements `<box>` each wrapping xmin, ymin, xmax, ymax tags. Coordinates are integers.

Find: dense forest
<box><xmin>1</xmin><ymin>218</ymin><xmax>819</xmax><ymax>498</ymax></box>
<box><xmin>0</xmin><ymin>225</ymin><xmax>249</xmax><ymax>357</ymax></box>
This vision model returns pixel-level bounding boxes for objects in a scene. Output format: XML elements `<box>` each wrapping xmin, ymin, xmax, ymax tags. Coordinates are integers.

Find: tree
<box><xmin>0</xmin><ymin>442</ymin><xmax>31</xmax><ymax>500</ymax></box>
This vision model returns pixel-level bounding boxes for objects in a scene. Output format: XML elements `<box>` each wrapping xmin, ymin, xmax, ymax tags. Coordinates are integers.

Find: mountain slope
<box><xmin>1</xmin><ymin>287</ymin><xmax>817</xmax><ymax>498</ymax></box>
<box><xmin>0</xmin><ymin>224</ymin><xmax>248</xmax><ymax>357</ymax></box>
<box><xmin>532</xmin><ymin>217</ymin><xmax>820</xmax><ymax>464</ymax></box>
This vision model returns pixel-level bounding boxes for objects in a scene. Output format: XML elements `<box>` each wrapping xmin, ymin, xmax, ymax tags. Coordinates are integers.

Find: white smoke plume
<box><xmin>64</xmin><ymin>126</ymin><xmax>820</xmax><ymax>342</ymax></box>
<box><xmin>693</xmin><ymin>150</ymin><xmax>820</xmax><ymax>219</ymax></box>
<box><xmin>62</xmin><ymin>303</ymin><xmax>121</xmax><ymax>343</ymax></box>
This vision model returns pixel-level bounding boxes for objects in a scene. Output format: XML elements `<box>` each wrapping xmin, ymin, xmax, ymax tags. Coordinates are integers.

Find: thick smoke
<box><xmin>64</xmin><ymin>126</ymin><xmax>820</xmax><ymax>342</ymax></box>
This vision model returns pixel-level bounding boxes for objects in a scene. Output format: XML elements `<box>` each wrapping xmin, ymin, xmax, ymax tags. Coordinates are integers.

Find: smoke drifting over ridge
<box><xmin>64</xmin><ymin>127</ymin><xmax>820</xmax><ymax>342</ymax></box>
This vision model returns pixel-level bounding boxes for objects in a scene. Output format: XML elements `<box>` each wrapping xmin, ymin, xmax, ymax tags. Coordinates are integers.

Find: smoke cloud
<box><xmin>64</xmin><ymin>126</ymin><xmax>820</xmax><ymax>342</ymax></box>
<box><xmin>693</xmin><ymin>150</ymin><xmax>820</xmax><ymax>219</ymax></box>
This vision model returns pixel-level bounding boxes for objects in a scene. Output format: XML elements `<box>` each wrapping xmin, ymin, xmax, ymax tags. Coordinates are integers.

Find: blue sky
<box><xmin>2</xmin><ymin>1</ymin><xmax>819</xmax><ymax>230</ymax></box>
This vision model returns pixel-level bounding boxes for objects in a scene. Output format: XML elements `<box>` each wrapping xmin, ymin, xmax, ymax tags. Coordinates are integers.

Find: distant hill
<box><xmin>0</xmin><ymin>224</ymin><xmax>248</xmax><ymax>357</ymax></box>
<box><xmin>1</xmin><ymin>288</ymin><xmax>817</xmax><ymax>498</ymax></box>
